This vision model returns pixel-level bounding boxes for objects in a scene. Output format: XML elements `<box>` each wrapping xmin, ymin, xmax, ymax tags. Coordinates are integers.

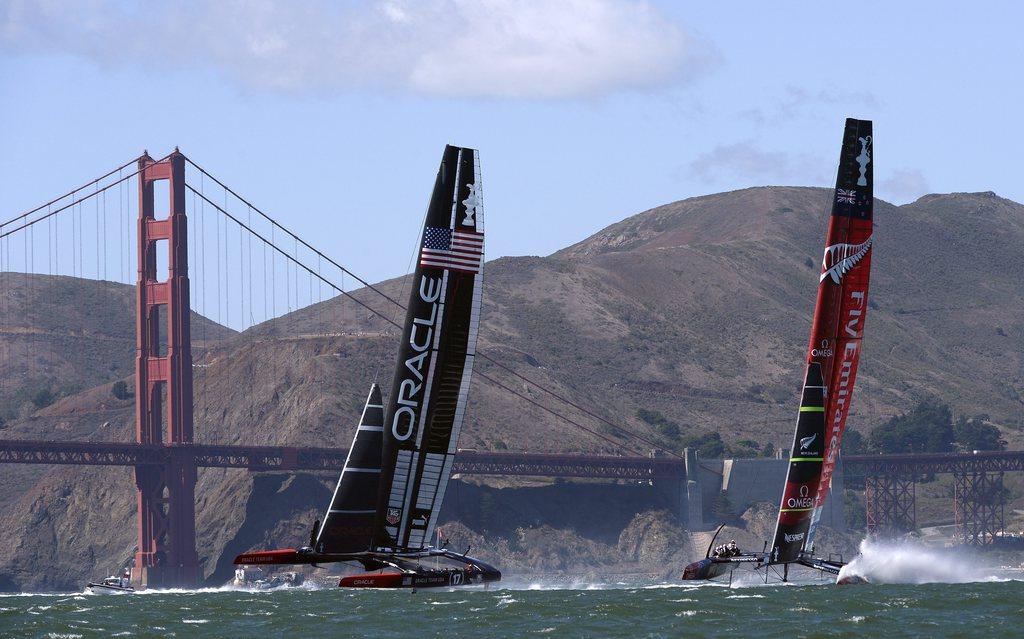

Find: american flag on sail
<box><xmin>419</xmin><ymin>226</ymin><xmax>484</xmax><ymax>274</ymax></box>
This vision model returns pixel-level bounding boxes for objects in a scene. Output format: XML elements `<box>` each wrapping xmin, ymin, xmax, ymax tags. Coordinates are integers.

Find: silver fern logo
<box><xmin>820</xmin><ymin>236</ymin><xmax>873</xmax><ymax>284</ymax></box>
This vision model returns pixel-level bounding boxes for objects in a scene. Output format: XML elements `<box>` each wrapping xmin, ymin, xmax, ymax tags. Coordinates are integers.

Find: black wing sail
<box><xmin>374</xmin><ymin>145</ymin><xmax>484</xmax><ymax>551</ymax></box>
<box><xmin>314</xmin><ymin>384</ymin><xmax>385</xmax><ymax>553</ymax></box>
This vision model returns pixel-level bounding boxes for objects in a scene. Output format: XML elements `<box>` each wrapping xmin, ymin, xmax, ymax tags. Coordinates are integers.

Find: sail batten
<box><xmin>313</xmin><ymin>384</ymin><xmax>385</xmax><ymax>554</ymax></box>
<box><xmin>770</xmin><ymin>119</ymin><xmax>874</xmax><ymax>564</ymax></box>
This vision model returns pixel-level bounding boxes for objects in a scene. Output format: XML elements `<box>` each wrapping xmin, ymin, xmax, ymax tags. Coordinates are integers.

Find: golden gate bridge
<box><xmin>0</xmin><ymin>151</ymin><xmax>1018</xmax><ymax>587</ymax></box>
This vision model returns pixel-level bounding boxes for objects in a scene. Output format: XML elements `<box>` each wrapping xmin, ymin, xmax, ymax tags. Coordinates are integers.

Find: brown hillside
<box><xmin>0</xmin><ymin>273</ymin><xmax>234</xmax><ymax>423</ymax></box>
<box><xmin>1</xmin><ymin>186</ymin><xmax>1022</xmax><ymax>589</ymax></box>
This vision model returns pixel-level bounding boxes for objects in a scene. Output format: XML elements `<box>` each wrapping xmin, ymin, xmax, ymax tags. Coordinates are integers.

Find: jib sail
<box><xmin>770</xmin><ymin>119</ymin><xmax>874</xmax><ymax>564</ymax></box>
<box><xmin>374</xmin><ymin>145</ymin><xmax>484</xmax><ymax>551</ymax></box>
<box><xmin>313</xmin><ymin>384</ymin><xmax>385</xmax><ymax>553</ymax></box>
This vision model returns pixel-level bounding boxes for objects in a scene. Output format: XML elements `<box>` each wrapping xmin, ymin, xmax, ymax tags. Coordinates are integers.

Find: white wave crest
<box><xmin>838</xmin><ymin>539</ymin><xmax>1000</xmax><ymax>584</ymax></box>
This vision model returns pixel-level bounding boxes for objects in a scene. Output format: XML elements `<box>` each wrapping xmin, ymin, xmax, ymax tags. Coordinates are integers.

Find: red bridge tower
<box><xmin>131</xmin><ymin>151</ymin><xmax>199</xmax><ymax>588</ymax></box>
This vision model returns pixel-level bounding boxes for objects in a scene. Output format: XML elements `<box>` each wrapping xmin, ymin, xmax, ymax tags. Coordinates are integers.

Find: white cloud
<box><xmin>738</xmin><ymin>85</ymin><xmax>881</xmax><ymax>125</ymax></box>
<box><xmin>688</xmin><ymin>141</ymin><xmax>828</xmax><ymax>186</ymax></box>
<box><xmin>879</xmin><ymin>168</ymin><xmax>931</xmax><ymax>204</ymax></box>
<box><xmin>0</xmin><ymin>0</ymin><xmax>716</xmax><ymax>99</ymax></box>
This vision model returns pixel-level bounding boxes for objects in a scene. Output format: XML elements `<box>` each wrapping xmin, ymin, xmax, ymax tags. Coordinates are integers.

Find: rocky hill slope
<box><xmin>1</xmin><ymin>187</ymin><xmax>1022</xmax><ymax>589</ymax></box>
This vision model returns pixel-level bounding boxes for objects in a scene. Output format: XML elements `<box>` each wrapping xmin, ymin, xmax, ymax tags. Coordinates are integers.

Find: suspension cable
<box><xmin>0</xmin><ymin>156</ymin><xmax>139</xmax><ymax>229</ymax></box>
<box><xmin>0</xmin><ymin>153</ymin><xmax>174</xmax><ymax>241</ymax></box>
<box><xmin>185</xmin><ymin>182</ymin><xmax>671</xmax><ymax>457</ymax></box>
<box><xmin>183</xmin><ymin>158</ymin><xmax>677</xmax><ymax>457</ymax></box>
<box><xmin>181</xmin><ymin>156</ymin><xmax>405</xmax><ymax>310</ymax></box>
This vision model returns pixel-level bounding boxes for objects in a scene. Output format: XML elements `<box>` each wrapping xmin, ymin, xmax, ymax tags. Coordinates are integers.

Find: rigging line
<box><xmin>181</xmin><ymin>156</ymin><xmax>404</xmax><ymax>310</ymax></box>
<box><xmin>186</xmin><ymin>183</ymin><xmax>669</xmax><ymax>458</ymax></box>
<box><xmin>0</xmin><ymin>152</ymin><xmax>175</xmax><ymax>242</ymax></box>
<box><xmin>0</xmin><ymin>155</ymin><xmax>139</xmax><ymax>229</ymax></box>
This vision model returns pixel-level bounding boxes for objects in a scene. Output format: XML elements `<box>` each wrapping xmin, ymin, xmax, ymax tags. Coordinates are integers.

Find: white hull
<box><xmin>87</xmin><ymin>583</ymin><xmax>134</xmax><ymax>594</ymax></box>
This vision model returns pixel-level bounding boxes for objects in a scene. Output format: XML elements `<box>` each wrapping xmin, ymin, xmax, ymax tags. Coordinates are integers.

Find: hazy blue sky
<box><xmin>2</xmin><ymin>1</ymin><xmax>1021</xmax><ymax>284</ymax></box>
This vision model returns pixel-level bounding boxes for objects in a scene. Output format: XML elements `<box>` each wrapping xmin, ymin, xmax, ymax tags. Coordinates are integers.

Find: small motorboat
<box><xmin>87</xmin><ymin>569</ymin><xmax>134</xmax><ymax>593</ymax></box>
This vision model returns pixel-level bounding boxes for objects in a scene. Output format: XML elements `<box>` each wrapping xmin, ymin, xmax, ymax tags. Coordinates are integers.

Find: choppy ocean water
<box><xmin>2</xmin><ymin>578</ymin><xmax>1022</xmax><ymax>639</ymax></box>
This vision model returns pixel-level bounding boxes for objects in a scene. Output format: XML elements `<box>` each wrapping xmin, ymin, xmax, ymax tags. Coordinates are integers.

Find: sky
<box><xmin>2</xmin><ymin>1</ymin><xmax>1022</xmax><ymax>286</ymax></box>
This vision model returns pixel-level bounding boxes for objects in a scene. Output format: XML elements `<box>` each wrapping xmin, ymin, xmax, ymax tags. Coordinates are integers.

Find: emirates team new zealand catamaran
<box><xmin>683</xmin><ymin>118</ymin><xmax>875</xmax><ymax>585</ymax></box>
<box><xmin>234</xmin><ymin>145</ymin><xmax>500</xmax><ymax>589</ymax></box>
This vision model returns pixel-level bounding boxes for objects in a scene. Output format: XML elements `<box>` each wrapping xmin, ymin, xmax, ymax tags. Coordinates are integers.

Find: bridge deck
<box><xmin>0</xmin><ymin>439</ymin><xmax>684</xmax><ymax>479</ymax></box>
<box><xmin>1</xmin><ymin>439</ymin><xmax>1022</xmax><ymax>478</ymax></box>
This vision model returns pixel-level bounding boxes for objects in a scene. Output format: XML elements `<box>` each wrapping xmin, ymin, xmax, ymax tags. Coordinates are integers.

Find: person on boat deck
<box><xmin>727</xmin><ymin>540</ymin><xmax>739</xmax><ymax>556</ymax></box>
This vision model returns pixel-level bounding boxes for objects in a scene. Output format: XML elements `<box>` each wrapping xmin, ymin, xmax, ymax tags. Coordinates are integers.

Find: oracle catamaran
<box><xmin>235</xmin><ymin>145</ymin><xmax>500</xmax><ymax>589</ymax></box>
<box><xmin>683</xmin><ymin>118</ymin><xmax>874</xmax><ymax>584</ymax></box>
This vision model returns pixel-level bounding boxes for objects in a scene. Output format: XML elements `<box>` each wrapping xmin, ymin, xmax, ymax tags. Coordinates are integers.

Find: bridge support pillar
<box><xmin>954</xmin><ymin>471</ymin><xmax>1004</xmax><ymax>546</ymax></box>
<box><xmin>131</xmin><ymin>151</ymin><xmax>198</xmax><ymax>589</ymax></box>
<box><xmin>683</xmin><ymin>448</ymin><xmax>704</xmax><ymax>530</ymax></box>
<box><xmin>865</xmin><ymin>474</ymin><xmax>915</xmax><ymax>537</ymax></box>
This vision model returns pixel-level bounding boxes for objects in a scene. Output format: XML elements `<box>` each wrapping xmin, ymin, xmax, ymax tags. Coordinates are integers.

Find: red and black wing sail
<box><xmin>770</xmin><ymin>119</ymin><xmax>873</xmax><ymax>564</ymax></box>
<box><xmin>313</xmin><ymin>384</ymin><xmax>385</xmax><ymax>553</ymax></box>
<box><xmin>373</xmin><ymin>145</ymin><xmax>484</xmax><ymax>551</ymax></box>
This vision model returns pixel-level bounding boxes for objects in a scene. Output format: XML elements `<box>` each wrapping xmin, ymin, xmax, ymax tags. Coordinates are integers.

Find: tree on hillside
<box><xmin>731</xmin><ymin>439</ymin><xmax>760</xmax><ymax>458</ymax></box>
<box><xmin>681</xmin><ymin>431</ymin><xmax>727</xmax><ymax>459</ymax></box>
<box><xmin>842</xmin><ymin>428</ymin><xmax>867</xmax><ymax>455</ymax></box>
<box><xmin>31</xmin><ymin>387</ymin><xmax>56</xmax><ymax>410</ymax></box>
<box><xmin>636</xmin><ymin>408</ymin><xmax>680</xmax><ymax>439</ymax></box>
<box><xmin>111</xmin><ymin>380</ymin><xmax>132</xmax><ymax>401</ymax></box>
<box><xmin>869</xmin><ymin>399</ymin><xmax>955</xmax><ymax>454</ymax></box>
<box><xmin>954</xmin><ymin>416</ymin><xmax>1006</xmax><ymax>451</ymax></box>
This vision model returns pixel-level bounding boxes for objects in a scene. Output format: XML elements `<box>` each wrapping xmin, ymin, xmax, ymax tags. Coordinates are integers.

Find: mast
<box><xmin>770</xmin><ymin>119</ymin><xmax>873</xmax><ymax>564</ymax></box>
<box><xmin>373</xmin><ymin>145</ymin><xmax>484</xmax><ymax>551</ymax></box>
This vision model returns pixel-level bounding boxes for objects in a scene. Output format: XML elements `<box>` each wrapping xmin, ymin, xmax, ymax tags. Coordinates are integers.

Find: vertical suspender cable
<box><xmin>215</xmin><ymin>191</ymin><xmax>222</xmax><ymax>326</ymax></box>
<box><xmin>247</xmin><ymin>205</ymin><xmax>253</xmax><ymax>327</ymax></box>
<box><xmin>224</xmin><ymin>191</ymin><xmax>230</xmax><ymax>330</ymax></box>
